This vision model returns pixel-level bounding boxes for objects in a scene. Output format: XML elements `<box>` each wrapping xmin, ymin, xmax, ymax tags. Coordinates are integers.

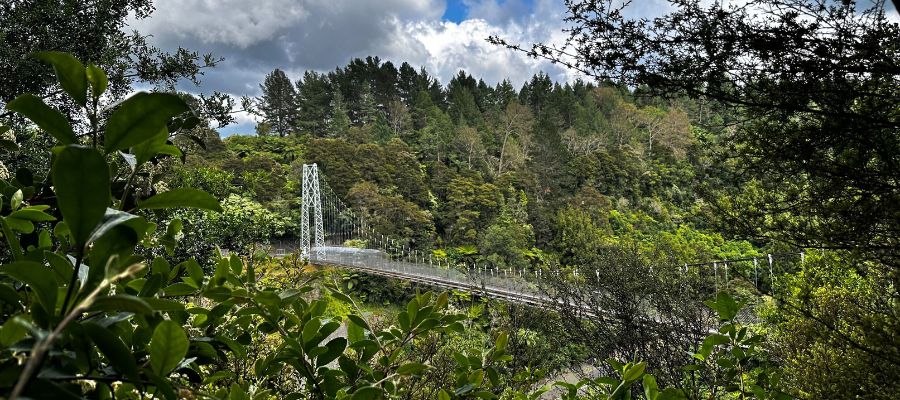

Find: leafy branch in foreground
<box><xmin>0</xmin><ymin>52</ymin><xmax>524</xmax><ymax>400</ymax></box>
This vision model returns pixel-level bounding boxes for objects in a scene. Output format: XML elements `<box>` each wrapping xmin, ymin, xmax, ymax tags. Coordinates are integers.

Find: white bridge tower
<box><xmin>300</xmin><ymin>163</ymin><xmax>325</xmax><ymax>260</ymax></box>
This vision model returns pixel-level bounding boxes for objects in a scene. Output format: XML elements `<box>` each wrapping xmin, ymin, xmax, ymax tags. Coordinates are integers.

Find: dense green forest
<box><xmin>0</xmin><ymin>0</ymin><xmax>897</xmax><ymax>399</ymax></box>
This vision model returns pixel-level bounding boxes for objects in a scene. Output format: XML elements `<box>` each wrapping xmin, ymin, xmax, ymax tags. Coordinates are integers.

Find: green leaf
<box><xmin>52</xmin><ymin>145</ymin><xmax>110</xmax><ymax>251</ymax></box>
<box><xmin>89</xmin><ymin>294</ymin><xmax>153</xmax><ymax>315</ymax></box>
<box><xmin>704</xmin><ymin>292</ymin><xmax>743</xmax><ymax>321</ymax></box>
<box><xmin>347</xmin><ymin>317</ymin><xmax>365</xmax><ymax>344</ymax></box>
<box><xmin>228</xmin><ymin>384</ymin><xmax>250</xmax><ymax>400</ymax></box>
<box><xmin>699</xmin><ymin>333</ymin><xmax>731</xmax><ymax>358</ymax></box>
<box><xmin>86</xmin><ymin>63</ymin><xmax>108</xmax><ymax>99</ymax></box>
<box><xmin>87</xmin><ymin>208</ymin><xmax>139</xmax><ymax>245</ymax></box>
<box><xmin>397</xmin><ymin>362</ymin><xmax>429</xmax><ymax>376</ymax></box>
<box><xmin>350</xmin><ymin>386</ymin><xmax>382</xmax><ymax>400</ymax></box>
<box><xmin>1</xmin><ymin>261</ymin><xmax>56</xmax><ymax>313</ymax></box>
<box><xmin>5</xmin><ymin>216</ymin><xmax>34</xmax><ymax>233</ymax></box>
<box><xmin>150</xmin><ymin>320</ymin><xmax>189</xmax><ymax>375</ymax></box>
<box><xmin>347</xmin><ymin>314</ymin><xmax>371</xmax><ymax>332</ymax></box>
<box><xmin>9</xmin><ymin>189</ymin><xmax>25</xmax><ymax>210</ymax></box>
<box><xmin>331</xmin><ymin>290</ymin><xmax>353</xmax><ymax>304</ymax></box>
<box><xmin>144</xmin><ymin>298</ymin><xmax>185</xmax><ymax>312</ymax></box>
<box><xmin>163</xmin><ymin>282</ymin><xmax>198</xmax><ymax>296</ymax></box>
<box><xmin>32</xmin><ymin>51</ymin><xmax>88</xmax><ymax>106</ymax></box>
<box><xmin>316</xmin><ymin>337</ymin><xmax>347</xmax><ymax>367</ymax></box>
<box><xmin>657</xmin><ymin>388</ymin><xmax>688</xmax><ymax>400</ymax></box>
<box><xmin>9</xmin><ymin>189</ymin><xmax>22</xmax><ymax>210</ymax></box>
<box><xmin>6</xmin><ymin>94</ymin><xmax>76</xmax><ymax>145</ymax></box>
<box><xmin>622</xmin><ymin>362</ymin><xmax>646</xmax><ymax>383</ymax></box>
<box><xmin>104</xmin><ymin>92</ymin><xmax>189</xmax><ymax>153</ymax></box>
<box><xmin>0</xmin><ymin>316</ymin><xmax>28</xmax><ymax>347</ymax></box>
<box><xmin>453</xmin><ymin>352</ymin><xmax>469</xmax><ymax>367</ymax></box>
<box><xmin>494</xmin><ymin>331</ymin><xmax>508</xmax><ymax>353</ymax></box>
<box><xmin>137</xmin><ymin>188</ymin><xmax>223</xmax><ymax>212</ymax></box>
<box><xmin>131</xmin><ymin>128</ymin><xmax>168</xmax><ymax>167</ymax></box>
<box><xmin>83</xmin><ymin>322</ymin><xmax>140</xmax><ymax>381</ymax></box>
<box><xmin>643</xmin><ymin>374</ymin><xmax>659</xmax><ymax>399</ymax></box>
<box><xmin>8</xmin><ymin>208</ymin><xmax>55</xmax><ymax>222</ymax></box>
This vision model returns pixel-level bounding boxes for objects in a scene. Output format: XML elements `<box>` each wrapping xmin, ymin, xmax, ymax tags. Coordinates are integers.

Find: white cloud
<box><xmin>129</xmin><ymin>0</ymin><xmax>587</xmax><ymax>100</ymax></box>
<box><xmin>390</xmin><ymin>17</ymin><xmax>579</xmax><ymax>86</ymax></box>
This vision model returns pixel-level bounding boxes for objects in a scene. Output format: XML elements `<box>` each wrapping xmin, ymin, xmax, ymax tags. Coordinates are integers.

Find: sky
<box><xmin>125</xmin><ymin>0</ymin><xmax>630</xmax><ymax>135</ymax></box>
<box><xmin>127</xmin><ymin>0</ymin><xmax>898</xmax><ymax>136</ymax></box>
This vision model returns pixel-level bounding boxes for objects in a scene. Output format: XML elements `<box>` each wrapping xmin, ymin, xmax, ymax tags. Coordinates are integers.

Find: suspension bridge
<box><xmin>278</xmin><ymin>163</ymin><xmax>804</xmax><ymax>315</ymax></box>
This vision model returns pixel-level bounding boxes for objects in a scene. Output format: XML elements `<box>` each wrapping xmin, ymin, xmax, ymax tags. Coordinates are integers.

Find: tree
<box><xmin>491</xmin><ymin>0</ymin><xmax>900</xmax><ymax>268</ymax></box>
<box><xmin>487</xmin><ymin>101</ymin><xmax>534</xmax><ymax>177</ymax></box>
<box><xmin>258</xmin><ymin>68</ymin><xmax>299</xmax><ymax>137</ymax></box>
<box><xmin>452</xmin><ymin>125</ymin><xmax>487</xmax><ymax>170</ymax></box>
<box><xmin>479</xmin><ymin>191</ymin><xmax>535</xmax><ymax>270</ymax></box>
<box><xmin>440</xmin><ymin>177</ymin><xmax>503</xmax><ymax>245</ymax></box>
<box><xmin>296</xmin><ymin>71</ymin><xmax>332</xmax><ymax>136</ymax></box>
<box><xmin>327</xmin><ymin>89</ymin><xmax>351</xmax><ymax>138</ymax></box>
<box><xmin>491</xmin><ymin>0</ymin><xmax>900</xmax><ymax>390</ymax></box>
<box><xmin>356</xmin><ymin>82</ymin><xmax>379</xmax><ymax>126</ymax></box>
<box><xmin>0</xmin><ymin>0</ymin><xmax>223</xmax><ymax>121</ymax></box>
<box><xmin>386</xmin><ymin>97</ymin><xmax>412</xmax><ymax>138</ymax></box>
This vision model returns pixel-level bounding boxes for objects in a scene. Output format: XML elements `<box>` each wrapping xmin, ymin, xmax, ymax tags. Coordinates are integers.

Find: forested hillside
<box><xmin>0</xmin><ymin>1</ymin><xmax>897</xmax><ymax>399</ymax></box>
<box><xmin>183</xmin><ymin>60</ymin><xmax>754</xmax><ymax>269</ymax></box>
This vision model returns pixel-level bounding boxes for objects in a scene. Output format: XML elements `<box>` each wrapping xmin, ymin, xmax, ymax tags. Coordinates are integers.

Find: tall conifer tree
<box><xmin>258</xmin><ymin>68</ymin><xmax>299</xmax><ymax>137</ymax></box>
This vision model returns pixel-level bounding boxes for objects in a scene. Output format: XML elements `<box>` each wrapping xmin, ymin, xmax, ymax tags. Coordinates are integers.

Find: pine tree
<box><xmin>258</xmin><ymin>68</ymin><xmax>299</xmax><ymax>137</ymax></box>
<box><xmin>357</xmin><ymin>83</ymin><xmax>379</xmax><ymax>126</ymax></box>
<box><xmin>296</xmin><ymin>71</ymin><xmax>332</xmax><ymax>137</ymax></box>
<box><xmin>327</xmin><ymin>89</ymin><xmax>351</xmax><ymax>138</ymax></box>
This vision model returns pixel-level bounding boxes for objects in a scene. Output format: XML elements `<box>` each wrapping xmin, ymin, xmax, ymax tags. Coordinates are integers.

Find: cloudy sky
<box><xmin>128</xmin><ymin>0</ymin><xmax>676</xmax><ymax>135</ymax></box>
<box><xmin>127</xmin><ymin>0</ymin><xmax>898</xmax><ymax>135</ymax></box>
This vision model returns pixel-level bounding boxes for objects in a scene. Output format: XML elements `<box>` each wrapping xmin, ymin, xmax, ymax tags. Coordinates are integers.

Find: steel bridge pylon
<box><xmin>300</xmin><ymin>164</ymin><xmax>325</xmax><ymax>260</ymax></box>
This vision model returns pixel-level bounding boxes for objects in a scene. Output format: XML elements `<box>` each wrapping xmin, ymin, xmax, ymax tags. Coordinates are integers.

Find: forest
<box><xmin>0</xmin><ymin>0</ymin><xmax>897</xmax><ymax>399</ymax></box>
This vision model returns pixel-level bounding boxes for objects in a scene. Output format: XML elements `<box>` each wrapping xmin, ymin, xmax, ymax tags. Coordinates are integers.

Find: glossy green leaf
<box><xmin>0</xmin><ymin>316</ymin><xmax>28</xmax><ymax>347</ymax></box>
<box><xmin>131</xmin><ymin>128</ymin><xmax>168</xmax><ymax>167</ymax></box>
<box><xmin>52</xmin><ymin>145</ymin><xmax>110</xmax><ymax>251</ymax></box>
<box><xmin>32</xmin><ymin>51</ymin><xmax>88</xmax><ymax>106</ymax></box>
<box><xmin>347</xmin><ymin>314</ymin><xmax>371</xmax><ymax>332</ymax></box>
<box><xmin>86</xmin><ymin>63</ymin><xmax>108</xmax><ymax>99</ymax></box>
<box><xmin>622</xmin><ymin>362</ymin><xmax>646</xmax><ymax>383</ymax></box>
<box><xmin>9</xmin><ymin>189</ymin><xmax>22</xmax><ymax>210</ymax></box>
<box><xmin>143</xmin><ymin>298</ymin><xmax>185</xmax><ymax>312</ymax></box>
<box><xmin>137</xmin><ymin>188</ymin><xmax>223</xmax><ymax>212</ymax></box>
<box><xmin>103</xmin><ymin>92</ymin><xmax>189</xmax><ymax>153</ymax></box>
<box><xmin>88</xmin><ymin>294</ymin><xmax>153</xmax><ymax>315</ymax></box>
<box><xmin>316</xmin><ymin>337</ymin><xmax>347</xmax><ymax>367</ymax></box>
<box><xmin>163</xmin><ymin>282</ymin><xmax>198</xmax><ymax>296</ymax></box>
<box><xmin>397</xmin><ymin>362</ymin><xmax>429</xmax><ymax>376</ymax></box>
<box><xmin>6</xmin><ymin>94</ymin><xmax>76</xmax><ymax>145</ymax></box>
<box><xmin>643</xmin><ymin>374</ymin><xmax>659</xmax><ymax>399</ymax></box>
<box><xmin>704</xmin><ymin>292</ymin><xmax>743</xmax><ymax>321</ymax></box>
<box><xmin>5</xmin><ymin>216</ymin><xmax>34</xmax><ymax>233</ymax></box>
<box><xmin>150</xmin><ymin>320</ymin><xmax>189</xmax><ymax>375</ymax></box>
<box><xmin>84</xmin><ymin>322</ymin><xmax>140</xmax><ymax>381</ymax></box>
<box><xmin>1</xmin><ymin>261</ymin><xmax>56</xmax><ymax>313</ymax></box>
<box><xmin>87</xmin><ymin>208</ymin><xmax>139</xmax><ymax>245</ymax></box>
<box><xmin>350</xmin><ymin>386</ymin><xmax>382</xmax><ymax>400</ymax></box>
<box><xmin>347</xmin><ymin>317</ymin><xmax>365</xmax><ymax>344</ymax></box>
<box><xmin>495</xmin><ymin>331</ymin><xmax>508</xmax><ymax>353</ymax></box>
<box><xmin>658</xmin><ymin>388</ymin><xmax>688</xmax><ymax>400</ymax></box>
<box><xmin>8</xmin><ymin>208</ymin><xmax>55</xmax><ymax>222</ymax></box>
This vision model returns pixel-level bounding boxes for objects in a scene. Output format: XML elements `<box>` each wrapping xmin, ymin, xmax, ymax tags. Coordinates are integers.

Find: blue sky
<box><xmin>442</xmin><ymin>0</ymin><xmax>469</xmax><ymax>22</ymax></box>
